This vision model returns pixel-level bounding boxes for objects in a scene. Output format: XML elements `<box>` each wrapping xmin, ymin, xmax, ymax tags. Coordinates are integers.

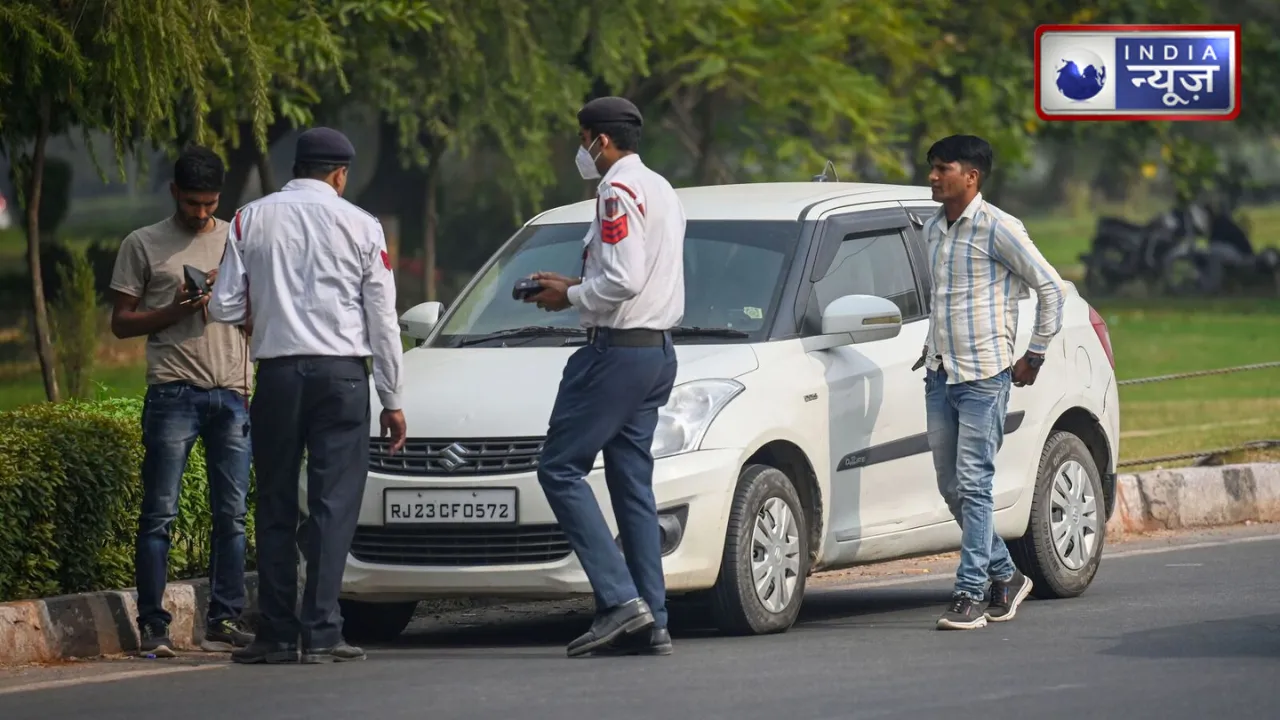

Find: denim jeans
<box><xmin>925</xmin><ymin>367</ymin><xmax>1017</xmax><ymax>601</ymax></box>
<box><xmin>136</xmin><ymin>381</ymin><xmax>252</xmax><ymax>629</ymax></box>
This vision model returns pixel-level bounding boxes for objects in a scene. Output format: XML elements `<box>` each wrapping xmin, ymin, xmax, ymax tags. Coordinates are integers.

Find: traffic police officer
<box><xmin>525</xmin><ymin>96</ymin><xmax>686</xmax><ymax>658</ymax></box>
<box><xmin>208</xmin><ymin>127</ymin><xmax>407</xmax><ymax>664</ymax></box>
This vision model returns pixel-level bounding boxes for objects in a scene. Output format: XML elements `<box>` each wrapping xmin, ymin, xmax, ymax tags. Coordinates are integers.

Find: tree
<box><xmin>353</xmin><ymin>0</ymin><xmax>589</xmax><ymax>302</ymax></box>
<box><xmin>0</xmin><ymin>1</ymin><xmax>280</xmax><ymax>402</ymax></box>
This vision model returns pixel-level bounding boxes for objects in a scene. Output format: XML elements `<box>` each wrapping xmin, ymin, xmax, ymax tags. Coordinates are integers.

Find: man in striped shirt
<box><xmin>919</xmin><ymin>135</ymin><xmax>1067</xmax><ymax>631</ymax></box>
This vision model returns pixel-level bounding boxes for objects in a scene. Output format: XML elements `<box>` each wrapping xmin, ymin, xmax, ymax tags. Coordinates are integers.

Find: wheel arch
<box><xmin>743</xmin><ymin>439</ymin><xmax>823</xmax><ymax>572</ymax></box>
<box><xmin>1050</xmin><ymin>406</ymin><xmax>1116</xmax><ymax>520</ymax></box>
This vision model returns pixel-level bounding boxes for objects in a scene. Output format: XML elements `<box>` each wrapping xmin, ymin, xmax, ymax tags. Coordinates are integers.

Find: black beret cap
<box><xmin>294</xmin><ymin>127</ymin><xmax>356</xmax><ymax>165</ymax></box>
<box><xmin>577</xmin><ymin>96</ymin><xmax>643</xmax><ymax>129</ymax></box>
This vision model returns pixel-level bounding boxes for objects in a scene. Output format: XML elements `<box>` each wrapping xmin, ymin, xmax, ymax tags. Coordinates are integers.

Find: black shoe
<box><xmin>230</xmin><ymin>639</ymin><xmax>299</xmax><ymax>664</ymax></box>
<box><xmin>936</xmin><ymin>593</ymin><xmax>988</xmax><ymax>630</ymax></box>
<box><xmin>566</xmin><ymin>598</ymin><xmax>654</xmax><ymax>658</ymax></box>
<box><xmin>592</xmin><ymin>627</ymin><xmax>673</xmax><ymax>657</ymax></box>
<box><xmin>986</xmin><ymin>570</ymin><xmax>1033</xmax><ymax>622</ymax></box>
<box><xmin>302</xmin><ymin>640</ymin><xmax>366</xmax><ymax>664</ymax></box>
<box><xmin>138</xmin><ymin>620</ymin><xmax>176</xmax><ymax>658</ymax></box>
<box><xmin>201</xmin><ymin>618</ymin><xmax>255</xmax><ymax>652</ymax></box>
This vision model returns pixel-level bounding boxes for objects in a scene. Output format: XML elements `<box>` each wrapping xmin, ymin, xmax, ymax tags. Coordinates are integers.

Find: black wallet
<box><xmin>183</xmin><ymin>264</ymin><xmax>210</xmax><ymax>299</ymax></box>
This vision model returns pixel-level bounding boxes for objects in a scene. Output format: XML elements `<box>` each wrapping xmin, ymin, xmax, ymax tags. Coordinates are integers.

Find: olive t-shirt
<box><xmin>109</xmin><ymin>216</ymin><xmax>252</xmax><ymax>396</ymax></box>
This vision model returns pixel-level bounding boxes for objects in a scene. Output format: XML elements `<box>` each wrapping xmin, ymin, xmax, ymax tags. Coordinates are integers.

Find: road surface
<box><xmin>3</xmin><ymin>523</ymin><xmax>1278</xmax><ymax>719</ymax></box>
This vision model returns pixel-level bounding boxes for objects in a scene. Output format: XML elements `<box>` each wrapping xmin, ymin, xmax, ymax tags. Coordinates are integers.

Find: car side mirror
<box><xmin>399</xmin><ymin>301</ymin><xmax>444</xmax><ymax>343</ymax></box>
<box><xmin>806</xmin><ymin>294</ymin><xmax>902</xmax><ymax>350</ymax></box>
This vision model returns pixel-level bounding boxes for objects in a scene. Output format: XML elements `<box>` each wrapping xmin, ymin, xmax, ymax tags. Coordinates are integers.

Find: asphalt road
<box><xmin>3</xmin><ymin>524</ymin><xmax>1279</xmax><ymax>720</ymax></box>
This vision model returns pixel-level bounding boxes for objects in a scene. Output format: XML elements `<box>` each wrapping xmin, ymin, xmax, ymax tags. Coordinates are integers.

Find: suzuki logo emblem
<box><xmin>438</xmin><ymin>443</ymin><xmax>471</xmax><ymax>471</ymax></box>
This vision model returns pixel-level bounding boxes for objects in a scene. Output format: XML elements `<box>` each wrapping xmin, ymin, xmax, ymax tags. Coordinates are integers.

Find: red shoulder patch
<box><xmin>601</xmin><ymin>215</ymin><xmax>629</xmax><ymax>245</ymax></box>
<box><xmin>234</xmin><ymin>211</ymin><xmax>244</xmax><ymax>241</ymax></box>
<box><xmin>381</xmin><ymin>250</ymin><xmax>391</xmax><ymax>270</ymax></box>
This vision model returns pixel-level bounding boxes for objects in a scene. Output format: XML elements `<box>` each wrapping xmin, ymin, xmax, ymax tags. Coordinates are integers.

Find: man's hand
<box><xmin>380</xmin><ymin>408</ymin><xmax>407</xmax><ymax>454</ymax></box>
<box><xmin>526</xmin><ymin>277</ymin><xmax>572</xmax><ymax>312</ymax></box>
<box><xmin>172</xmin><ymin>281</ymin><xmax>210</xmax><ymax>312</ymax></box>
<box><xmin>206</xmin><ymin>267</ymin><xmax>219</xmax><ymax>288</ymax></box>
<box><xmin>530</xmin><ymin>271</ymin><xmax>579</xmax><ymax>286</ymax></box>
<box><xmin>1012</xmin><ymin>352</ymin><xmax>1044</xmax><ymax>387</ymax></box>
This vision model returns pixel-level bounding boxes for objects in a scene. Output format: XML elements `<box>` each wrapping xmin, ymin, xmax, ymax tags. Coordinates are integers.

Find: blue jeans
<box><xmin>136</xmin><ymin>381</ymin><xmax>252</xmax><ymax>629</ymax></box>
<box><xmin>925</xmin><ymin>367</ymin><xmax>1017</xmax><ymax>601</ymax></box>
<box><xmin>537</xmin><ymin>331</ymin><xmax>678</xmax><ymax>629</ymax></box>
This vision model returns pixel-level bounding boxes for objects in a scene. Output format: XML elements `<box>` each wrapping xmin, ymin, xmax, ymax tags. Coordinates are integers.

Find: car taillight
<box><xmin>1088</xmin><ymin>305</ymin><xmax>1115</xmax><ymax>369</ymax></box>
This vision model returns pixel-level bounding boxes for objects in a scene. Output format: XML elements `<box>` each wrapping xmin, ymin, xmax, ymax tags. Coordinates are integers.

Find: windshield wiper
<box><xmin>670</xmin><ymin>326</ymin><xmax>750</xmax><ymax>339</ymax></box>
<box><xmin>456</xmin><ymin>326</ymin><xmax>586</xmax><ymax>347</ymax></box>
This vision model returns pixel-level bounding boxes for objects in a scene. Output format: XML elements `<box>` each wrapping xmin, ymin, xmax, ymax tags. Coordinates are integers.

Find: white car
<box><xmin>334</xmin><ymin>181</ymin><xmax>1121</xmax><ymax>642</ymax></box>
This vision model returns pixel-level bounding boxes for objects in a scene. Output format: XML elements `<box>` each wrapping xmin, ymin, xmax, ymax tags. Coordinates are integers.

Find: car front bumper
<box><xmin>337</xmin><ymin>448</ymin><xmax>741</xmax><ymax>602</ymax></box>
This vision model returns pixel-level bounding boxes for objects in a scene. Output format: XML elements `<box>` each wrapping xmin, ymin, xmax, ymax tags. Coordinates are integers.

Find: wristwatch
<box><xmin>1024</xmin><ymin>352</ymin><xmax>1045</xmax><ymax>369</ymax></box>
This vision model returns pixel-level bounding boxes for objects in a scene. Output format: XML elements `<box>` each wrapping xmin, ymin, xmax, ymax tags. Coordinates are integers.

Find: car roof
<box><xmin>528</xmin><ymin>181</ymin><xmax>937</xmax><ymax>224</ymax></box>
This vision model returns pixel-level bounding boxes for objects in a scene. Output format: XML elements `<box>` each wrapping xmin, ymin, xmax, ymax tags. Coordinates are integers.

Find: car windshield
<box><xmin>433</xmin><ymin>220</ymin><xmax>802</xmax><ymax>347</ymax></box>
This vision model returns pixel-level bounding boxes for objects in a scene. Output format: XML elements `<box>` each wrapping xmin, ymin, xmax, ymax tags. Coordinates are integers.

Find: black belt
<box><xmin>586</xmin><ymin>327</ymin><xmax>668</xmax><ymax>347</ymax></box>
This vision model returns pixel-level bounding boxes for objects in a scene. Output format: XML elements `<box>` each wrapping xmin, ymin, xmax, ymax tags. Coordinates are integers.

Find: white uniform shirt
<box><xmin>209</xmin><ymin>178</ymin><xmax>405</xmax><ymax>410</ymax></box>
<box><xmin>923</xmin><ymin>192</ymin><xmax>1066</xmax><ymax>384</ymax></box>
<box><xmin>566</xmin><ymin>154</ymin><xmax>686</xmax><ymax>330</ymax></box>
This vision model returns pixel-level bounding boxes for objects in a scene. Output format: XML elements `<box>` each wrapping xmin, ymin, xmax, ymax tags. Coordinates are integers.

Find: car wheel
<box><xmin>707</xmin><ymin>464</ymin><xmax>809</xmax><ymax>635</ymax></box>
<box><xmin>337</xmin><ymin>599</ymin><xmax>418</xmax><ymax>644</ymax></box>
<box><xmin>1009</xmin><ymin>430</ymin><xmax>1106</xmax><ymax>599</ymax></box>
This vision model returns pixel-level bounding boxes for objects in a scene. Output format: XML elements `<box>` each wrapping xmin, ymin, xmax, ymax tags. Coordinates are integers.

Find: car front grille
<box><xmin>368</xmin><ymin>437</ymin><xmax>545</xmax><ymax>476</ymax></box>
<box><xmin>348</xmin><ymin>524</ymin><xmax>572</xmax><ymax>567</ymax></box>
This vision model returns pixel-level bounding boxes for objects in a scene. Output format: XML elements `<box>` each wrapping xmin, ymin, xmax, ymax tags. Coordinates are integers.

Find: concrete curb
<box><xmin>1105</xmin><ymin>462</ymin><xmax>1280</xmax><ymax>537</ymax></box>
<box><xmin>0</xmin><ymin>573</ymin><xmax>500</xmax><ymax>667</ymax></box>
<box><xmin>3</xmin><ymin>462</ymin><xmax>1277</xmax><ymax>667</ymax></box>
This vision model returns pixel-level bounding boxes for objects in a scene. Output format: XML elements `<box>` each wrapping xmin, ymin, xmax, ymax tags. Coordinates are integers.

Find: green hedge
<box><xmin>0</xmin><ymin>397</ymin><xmax>257</xmax><ymax>603</ymax></box>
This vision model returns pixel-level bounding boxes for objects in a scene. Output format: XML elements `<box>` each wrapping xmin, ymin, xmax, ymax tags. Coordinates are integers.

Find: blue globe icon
<box><xmin>1054</xmin><ymin>48</ymin><xmax>1107</xmax><ymax>101</ymax></box>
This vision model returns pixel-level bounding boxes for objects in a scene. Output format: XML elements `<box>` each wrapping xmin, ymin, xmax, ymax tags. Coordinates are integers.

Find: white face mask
<box><xmin>575</xmin><ymin>138</ymin><xmax>602</xmax><ymax>180</ymax></box>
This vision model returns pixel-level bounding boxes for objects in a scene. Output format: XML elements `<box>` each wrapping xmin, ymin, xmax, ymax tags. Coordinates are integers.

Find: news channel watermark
<box><xmin>1035</xmin><ymin>24</ymin><xmax>1241</xmax><ymax>121</ymax></box>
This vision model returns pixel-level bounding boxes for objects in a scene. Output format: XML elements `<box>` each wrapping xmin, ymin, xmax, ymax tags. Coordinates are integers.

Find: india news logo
<box><xmin>1034</xmin><ymin>24</ymin><xmax>1240</xmax><ymax>121</ymax></box>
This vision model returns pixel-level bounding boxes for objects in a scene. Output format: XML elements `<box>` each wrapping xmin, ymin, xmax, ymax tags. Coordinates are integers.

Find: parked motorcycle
<box><xmin>1080</xmin><ymin>198</ymin><xmax>1279</xmax><ymax>297</ymax></box>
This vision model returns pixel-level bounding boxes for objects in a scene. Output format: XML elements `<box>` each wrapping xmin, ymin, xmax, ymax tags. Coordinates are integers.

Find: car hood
<box><xmin>374</xmin><ymin>343</ymin><xmax>760</xmax><ymax>438</ymax></box>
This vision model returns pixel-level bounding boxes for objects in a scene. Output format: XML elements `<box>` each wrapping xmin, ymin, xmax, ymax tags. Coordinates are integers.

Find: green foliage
<box><xmin>49</xmin><ymin>246</ymin><xmax>99</xmax><ymax>401</ymax></box>
<box><xmin>0</xmin><ymin>398</ymin><xmax>256</xmax><ymax>603</ymax></box>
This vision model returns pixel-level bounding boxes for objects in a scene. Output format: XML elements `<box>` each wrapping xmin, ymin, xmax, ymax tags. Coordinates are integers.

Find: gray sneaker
<box><xmin>302</xmin><ymin>640</ymin><xmax>366</xmax><ymax>664</ymax></box>
<box><xmin>936</xmin><ymin>593</ymin><xmax>988</xmax><ymax>630</ymax></box>
<box><xmin>985</xmin><ymin>571</ymin><xmax>1033</xmax><ymax>622</ymax></box>
<box><xmin>201</xmin><ymin>618</ymin><xmax>255</xmax><ymax>652</ymax></box>
<box><xmin>138</xmin><ymin>620</ymin><xmax>176</xmax><ymax>658</ymax></box>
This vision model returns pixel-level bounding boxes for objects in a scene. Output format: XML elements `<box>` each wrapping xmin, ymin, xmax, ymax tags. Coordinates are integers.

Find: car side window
<box><xmin>805</xmin><ymin>230</ymin><xmax>924</xmax><ymax>332</ymax></box>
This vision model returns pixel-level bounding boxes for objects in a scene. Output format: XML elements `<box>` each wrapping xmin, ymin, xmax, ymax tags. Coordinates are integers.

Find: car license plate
<box><xmin>383</xmin><ymin>488</ymin><xmax>517</xmax><ymax>524</ymax></box>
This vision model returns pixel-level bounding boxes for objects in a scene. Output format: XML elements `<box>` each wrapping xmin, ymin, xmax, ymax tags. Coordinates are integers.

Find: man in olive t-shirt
<box><xmin>109</xmin><ymin>145</ymin><xmax>255</xmax><ymax>658</ymax></box>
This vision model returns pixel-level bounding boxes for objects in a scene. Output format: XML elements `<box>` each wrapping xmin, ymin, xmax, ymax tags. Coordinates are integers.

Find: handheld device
<box><xmin>512</xmin><ymin>278</ymin><xmax>543</xmax><ymax>301</ymax></box>
<box><xmin>182</xmin><ymin>264</ymin><xmax>210</xmax><ymax>302</ymax></box>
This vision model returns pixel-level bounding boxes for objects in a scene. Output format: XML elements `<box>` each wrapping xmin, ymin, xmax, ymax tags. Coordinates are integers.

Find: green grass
<box><xmin>1089</xmin><ymin>297</ymin><xmax>1280</xmax><ymax>469</ymax></box>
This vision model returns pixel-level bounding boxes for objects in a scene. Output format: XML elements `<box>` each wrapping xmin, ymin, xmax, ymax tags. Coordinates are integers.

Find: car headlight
<box><xmin>650</xmin><ymin>379</ymin><xmax>744</xmax><ymax>459</ymax></box>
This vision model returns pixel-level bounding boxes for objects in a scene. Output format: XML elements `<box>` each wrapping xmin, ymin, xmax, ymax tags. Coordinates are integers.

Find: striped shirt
<box><xmin>923</xmin><ymin>193</ymin><xmax>1067</xmax><ymax>384</ymax></box>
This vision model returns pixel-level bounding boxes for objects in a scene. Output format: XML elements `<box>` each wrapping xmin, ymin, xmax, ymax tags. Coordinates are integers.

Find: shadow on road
<box><xmin>1098</xmin><ymin>613</ymin><xmax>1280</xmax><ymax>660</ymax></box>
<box><xmin>379</xmin><ymin>585</ymin><xmax>955</xmax><ymax>655</ymax></box>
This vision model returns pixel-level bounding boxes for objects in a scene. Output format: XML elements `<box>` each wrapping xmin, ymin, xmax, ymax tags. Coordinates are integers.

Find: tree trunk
<box><xmin>255</xmin><ymin>147</ymin><xmax>276</xmax><ymax>195</ymax></box>
<box><xmin>27</xmin><ymin>94</ymin><xmax>60</xmax><ymax>403</ymax></box>
<box><xmin>424</xmin><ymin>148</ymin><xmax>441</xmax><ymax>303</ymax></box>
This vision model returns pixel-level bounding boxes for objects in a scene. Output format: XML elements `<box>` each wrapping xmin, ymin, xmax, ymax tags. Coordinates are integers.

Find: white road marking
<box><xmin>1165</xmin><ymin>563</ymin><xmax>1204</xmax><ymax>567</ymax></box>
<box><xmin>0</xmin><ymin>664</ymin><xmax>224</xmax><ymax>696</ymax></box>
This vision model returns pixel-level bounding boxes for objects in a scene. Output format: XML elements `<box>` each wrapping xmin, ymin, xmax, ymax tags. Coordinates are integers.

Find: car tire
<box><xmin>707</xmin><ymin>464</ymin><xmax>809</xmax><ymax>636</ymax></box>
<box><xmin>337</xmin><ymin>599</ymin><xmax>418</xmax><ymax>644</ymax></box>
<box><xmin>1009</xmin><ymin>430</ymin><xmax>1106</xmax><ymax>599</ymax></box>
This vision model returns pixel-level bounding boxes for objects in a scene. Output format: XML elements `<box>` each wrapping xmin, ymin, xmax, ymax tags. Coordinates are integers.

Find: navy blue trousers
<box><xmin>537</xmin><ymin>330</ymin><xmax>678</xmax><ymax>629</ymax></box>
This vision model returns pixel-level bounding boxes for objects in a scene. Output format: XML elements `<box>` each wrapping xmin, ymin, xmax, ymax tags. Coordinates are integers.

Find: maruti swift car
<box><xmin>326</xmin><ymin>181</ymin><xmax>1120</xmax><ymax>642</ymax></box>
